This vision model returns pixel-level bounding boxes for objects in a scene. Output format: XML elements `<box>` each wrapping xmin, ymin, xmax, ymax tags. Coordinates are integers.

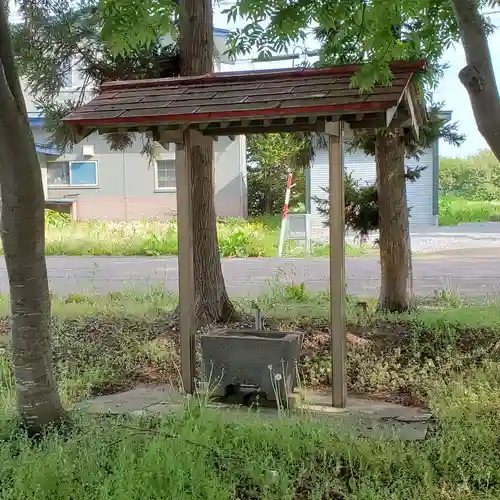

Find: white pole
<box><xmin>277</xmin><ymin>170</ymin><xmax>293</xmax><ymax>257</ymax></box>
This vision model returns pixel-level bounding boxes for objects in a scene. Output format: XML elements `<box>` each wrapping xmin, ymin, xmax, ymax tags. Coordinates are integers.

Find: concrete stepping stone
<box><xmin>76</xmin><ymin>384</ymin><xmax>431</xmax><ymax>441</ymax></box>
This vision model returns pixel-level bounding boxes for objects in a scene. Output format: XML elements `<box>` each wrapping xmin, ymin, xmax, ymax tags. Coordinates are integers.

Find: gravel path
<box><xmin>316</xmin><ymin>221</ymin><xmax>500</xmax><ymax>254</ymax></box>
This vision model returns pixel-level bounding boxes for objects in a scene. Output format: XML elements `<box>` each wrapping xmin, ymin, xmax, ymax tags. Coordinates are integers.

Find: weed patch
<box><xmin>1</xmin><ymin>287</ymin><xmax>499</xmax><ymax>410</ymax></box>
<box><xmin>4</xmin><ymin>211</ymin><xmax>368</xmax><ymax>258</ymax></box>
<box><xmin>439</xmin><ymin>195</ymin><xmax>500</xmax><ymax>226</ymax></box>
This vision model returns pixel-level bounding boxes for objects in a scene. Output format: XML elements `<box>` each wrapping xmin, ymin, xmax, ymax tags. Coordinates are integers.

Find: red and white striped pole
<box><xmin>277</xmin><ymin>169</ymin><xmax>293</xmax><ymax>257</ymax></box>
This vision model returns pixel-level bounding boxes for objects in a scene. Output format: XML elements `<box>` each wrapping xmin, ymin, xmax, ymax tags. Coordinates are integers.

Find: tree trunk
<box><xmin>178</xmin><ymin>0</ymin><xmax>236</xmax><ymax>325</ymax></box>
<box><xmin>264</xmin><ymin>191</ymin><xmax>273</xmax><ymax>215</ymax></box>
<box><xmin>0</xmin><ymin>0</ymin><xmax>64</xmax><ymax>433</ymax></box>
<box><xmin>375</xmin><ymin>131</ymin><xmax>414</xmax><ymax>312</ymax></box>
<box><xmin>451</xmin><ymin>0</ymin><xmax>500</xmax><ymax>160</ymax></box>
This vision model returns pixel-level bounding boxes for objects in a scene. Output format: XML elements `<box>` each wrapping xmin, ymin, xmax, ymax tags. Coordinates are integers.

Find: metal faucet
<box><xmin>251</xmin><ymin>301</ymin><xmax>264</xmax><ymax>330</ymax></box>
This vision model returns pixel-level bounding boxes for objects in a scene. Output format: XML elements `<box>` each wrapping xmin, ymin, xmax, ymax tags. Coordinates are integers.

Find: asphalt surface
<box><xmin>1</xmin><ymin>251</ymin><xmax>499</xmax><ymax>298</ymax></box>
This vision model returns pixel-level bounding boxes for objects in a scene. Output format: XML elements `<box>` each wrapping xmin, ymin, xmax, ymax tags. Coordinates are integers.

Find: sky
<box><xmin>214</xmin><ymin>4</ymin><xmax>500</xmax><ymax>159</ymax></box>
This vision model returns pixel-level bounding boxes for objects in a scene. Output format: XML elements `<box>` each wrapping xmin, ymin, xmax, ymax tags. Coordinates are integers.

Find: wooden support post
<box><xmin>327</xmin><ymin>122</ymin><xmax>347</xmax><ymax>408</ymax></box>
<box><xmin>173</xmin><ymin>133</ymin><xmax>196</xmax><ymax>394</ymax></box>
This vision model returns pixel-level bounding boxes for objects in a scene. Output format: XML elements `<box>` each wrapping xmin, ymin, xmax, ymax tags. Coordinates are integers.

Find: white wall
<box><xmin>310</xmin><ymin>144</ymin><xmax>437</xmax><ymax>228</ymax></box>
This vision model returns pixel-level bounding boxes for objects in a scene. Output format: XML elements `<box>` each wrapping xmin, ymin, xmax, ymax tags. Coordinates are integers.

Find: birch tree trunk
<box><xmin>452</xmin><ymin>0</ymin><xmax>500</xmax><ymax>160</ymax></box>
<box><xmin>178</xmin><ymin>0</ymin><xmax>236</xmax><ymax>324</ymax></box>
<box><xmin>0</xmin><ymin>0</ymin><xmax>64</xmax><ymax>433</ymax></box>
<box><xmin>375</xmin><ymin>130</ymin><xmax>414</xmax><ymax>312</ymax></box>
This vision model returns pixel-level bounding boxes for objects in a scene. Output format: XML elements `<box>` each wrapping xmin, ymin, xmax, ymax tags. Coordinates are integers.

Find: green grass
<box><xmin>439</xmin><ymin>195</ymin><xmax>500</xmax><ymax>226</ymax></box>
<box><xmin>1</xmin><ymin>287</ymin><xmax>500</xmax><ymax>497</ymax></box>
<box><xmin>37</xmin><ymin>211</ymin><xmax>368</xmax><ymax>258</ymax></box>
<box><xmin>0</xmin><ymin>378</ymin><xmax>499</xmax><ymax>500</ymax></box>
<box><xmin>36</xmin><ymin>197</ymin><xmax>500</xmax><ymax>257</ymax></box>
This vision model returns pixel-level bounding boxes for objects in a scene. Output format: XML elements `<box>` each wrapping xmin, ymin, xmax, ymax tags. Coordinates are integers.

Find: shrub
<box><xmin>312</xmin><ymin>174</ymin><xmax>378</xmax><ymax>241</ymax></box>
<box><xmin>439</xmin><ymin>150</ymin><xmax>500</xmax><ymax>201</ymax></box>
<box><xmin>313</xmin><ymin>166</ymin><xmax>423</xmax><ymax>241</ymax></box>
<box><xmin>45</xmin><ymin>209</ymin><xmax>71</xmax><ymax>228</ymax></box>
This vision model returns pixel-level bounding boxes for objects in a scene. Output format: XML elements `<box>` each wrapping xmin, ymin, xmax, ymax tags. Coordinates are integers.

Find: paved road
<box><xmin>1</xmin><ymin>250</ymin><xmax>499</xmax><ymax>298</ymax></box>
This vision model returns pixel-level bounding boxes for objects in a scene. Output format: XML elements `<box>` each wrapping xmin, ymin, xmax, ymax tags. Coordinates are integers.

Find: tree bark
<box><xmin>452</xmin><ymin>0</ymin><xmax>500</xmax><ymax>160</ymax></box>
<box><xmin>178</xmin><ymin>0</ymin><xmax>236</xmax><ymax>324</ymax></box>
<box><xmin>375</xmin><ymin>130</ymin><xmax>414</xmax><ymax>312</ymax></box>
<box><xmin>0</xmin><ymin>0</ymin><xmax>64</xmax><ymax>433</ymax></box>
<box><xmin>264</xmin><ymin>191</ymin><xmax>272</xmax><ymax>215</ymax></box>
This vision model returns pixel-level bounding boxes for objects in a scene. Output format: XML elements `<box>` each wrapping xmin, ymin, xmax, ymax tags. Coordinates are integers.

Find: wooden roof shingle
<box><xmin>63</xmin><ymin>60</ymin><xmax>426</xmax><ymax>138</ymax></box>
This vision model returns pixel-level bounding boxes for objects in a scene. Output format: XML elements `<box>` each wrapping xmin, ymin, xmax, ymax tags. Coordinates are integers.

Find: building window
<box><xmin>47</xmin><ymin>161</ymin><xmax>98</xmax><ymax>187</ymax></box>
<box><xmin>155</xmin><ymin>159</ymin><xmax>176</xmax><ymax>190</ymax></box>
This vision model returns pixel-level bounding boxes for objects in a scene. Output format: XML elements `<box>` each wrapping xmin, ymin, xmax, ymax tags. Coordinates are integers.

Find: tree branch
<box><xmin>451</xmin><ymin>0</ymin><xmax>500</xmax><ymax>159</ymax></box>
<box><xmin>0</xmin><ymin>0</ymin><xmax>28</xmax><ymax>115</ymax></box>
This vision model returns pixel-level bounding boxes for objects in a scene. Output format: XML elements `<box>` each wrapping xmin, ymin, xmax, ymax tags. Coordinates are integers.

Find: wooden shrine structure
<box><xmin>63</xmin><ymin>60</ymin><xmax>425</xmax><ymax>407</ymax></box>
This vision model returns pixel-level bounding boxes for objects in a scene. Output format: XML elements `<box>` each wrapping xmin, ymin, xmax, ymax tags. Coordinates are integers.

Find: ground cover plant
<box><xmin>0</xmin><ymin>282</ymin><xmax>499</xmax><ymax>498</ymax></box>
<box><xmin>0</xmin><ymin>282</ymin><xmax>497</xmax><ymax>406</ymax></box>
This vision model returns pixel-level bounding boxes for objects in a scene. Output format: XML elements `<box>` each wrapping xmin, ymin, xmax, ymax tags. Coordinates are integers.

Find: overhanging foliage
<box><xmin>12</xmin><ymin>0</ymin><xmax>180</xmax><ymax>152</ymax></box>
<box><xmin>224</xmin><ymin>0</ymin><xmax>496</xmax><ymax>89</ymax></box>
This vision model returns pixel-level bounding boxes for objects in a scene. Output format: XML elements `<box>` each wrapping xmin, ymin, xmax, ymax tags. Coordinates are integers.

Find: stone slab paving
<box><xmin>299</xmin><ymin>390</ymin><xmax>432</xmax><ymax>441</ymax></box>
<box><xmin>76</xmin><ymin>384</ymin><xmax>431</xmax><ymax>441</ymax></box>
<box><xmin>75</xmin><ymin>385</ymin><xmax>183</xmax><ymax>414</ymax></box>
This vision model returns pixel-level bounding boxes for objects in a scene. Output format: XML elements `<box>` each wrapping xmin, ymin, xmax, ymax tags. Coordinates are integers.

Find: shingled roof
<box><xmin>63</xmin><ymin>60</ymin><xmax>425</xmax><ymax>140</ymax></box>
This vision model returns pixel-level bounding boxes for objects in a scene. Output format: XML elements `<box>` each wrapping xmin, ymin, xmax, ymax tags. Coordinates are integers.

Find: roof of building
<box><xmin>213</xmin><ymin>27</ymin><xmax>231</xmax><ymax>37</ymax></box>
<box><xmin>63</xmin><ymin>60</ymin><xmax>426</xmax><ymax>140</ymax></box>
<box><xmin>35</xmin><ymin>143</ymin><xmax>60</xmax><ymax>156</ymax></box>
